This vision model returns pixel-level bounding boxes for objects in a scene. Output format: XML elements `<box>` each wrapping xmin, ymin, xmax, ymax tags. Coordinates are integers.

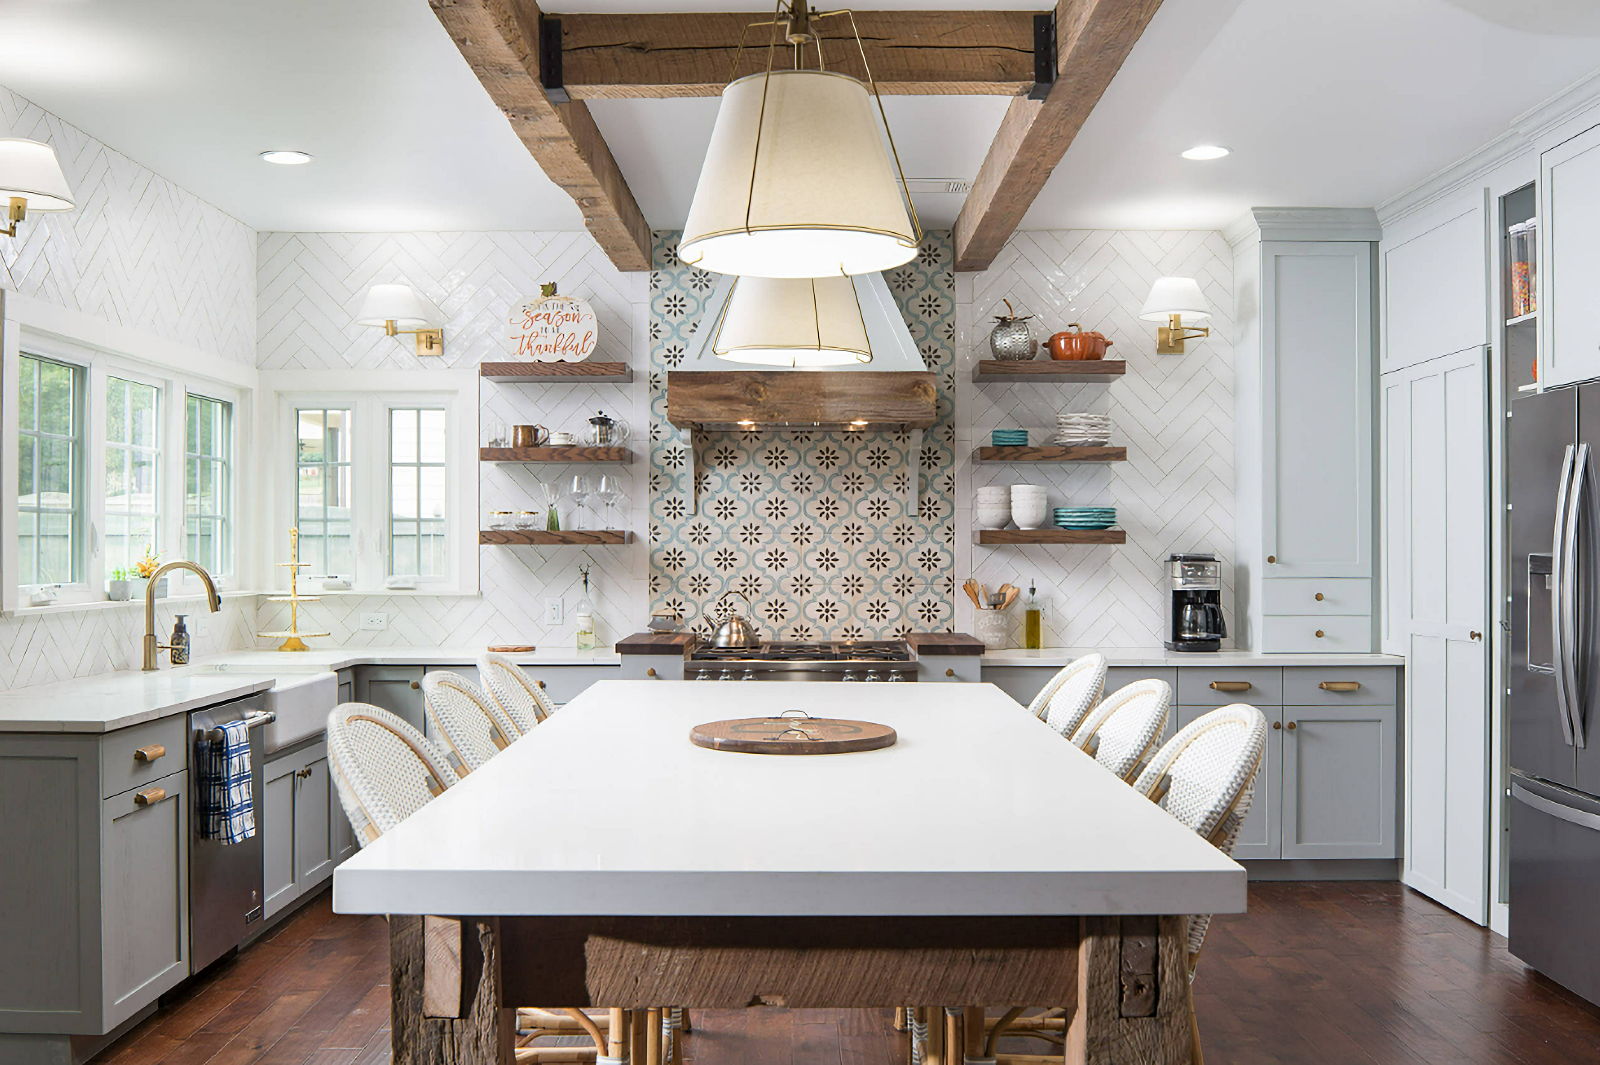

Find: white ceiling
<box><xmin>0</xmin><ymin>0</ymin><xmax>1598</xmax><ymax>234</ymax></box>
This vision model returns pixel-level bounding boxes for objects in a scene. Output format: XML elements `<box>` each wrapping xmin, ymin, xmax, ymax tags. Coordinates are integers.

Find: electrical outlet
<box><xmin>545</xmin><ymin>597</ymin><xmax>563</xmax><ymax>625</ymax></box>
<box><xmin>359</xmin><ymin>612</ymin><xmax>388</xmax><ymax>631</ymax></box>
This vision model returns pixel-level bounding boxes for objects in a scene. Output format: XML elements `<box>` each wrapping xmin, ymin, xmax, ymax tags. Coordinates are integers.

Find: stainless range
<box><xmin>688</xmin><ymin>640</ymin><xmax>916</xmax><ymax>682</ymax></box>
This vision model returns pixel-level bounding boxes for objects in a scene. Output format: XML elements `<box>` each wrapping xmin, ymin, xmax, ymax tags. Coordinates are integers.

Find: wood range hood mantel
<box><xmin>665</xmin><ymin>370</ymin><xmax>938</xmax><ymax>431</ymax></box>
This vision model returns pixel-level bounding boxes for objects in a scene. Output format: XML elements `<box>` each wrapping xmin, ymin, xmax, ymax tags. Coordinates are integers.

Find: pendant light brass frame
<box><xmin>709</xmin><ymin>275</ymin><xmax>874</xmax><ymax>367</ymax></box>
<box><xmin>682</xmin><ymin>0</ymin><xmax>923</xmax><ymax>270</ymax></box>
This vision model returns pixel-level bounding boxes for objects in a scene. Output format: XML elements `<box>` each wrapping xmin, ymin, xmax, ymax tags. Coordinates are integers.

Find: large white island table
<box><xmin>335</xmin><ymin>681</ymin><xmax>1245</xmax><ymax>1065</ymax></box>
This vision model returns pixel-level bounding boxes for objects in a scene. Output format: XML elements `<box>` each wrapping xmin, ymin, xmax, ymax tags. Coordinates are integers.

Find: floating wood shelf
<box><xmin>973</xmin><ymin>445</ymin><xmax>1127</xmax><ymax>463</ymax></box>
<box><xmin>480</xmin><ymin>361</ymin><xmax>633</xmax><ymax>383</ymax></box>
<box><xmin>480</xmin><ymin>447</ymin><xmax>631</xmax><ymax>463</ymax></box>
<box><xmin>972</xmin><ymin>360</ymin><xmax>1126</xmax><ymax>384</ymax></box>
<box><xmin>480</xmin><ymin>529</ymin><xmax>632</xmax><ymax>545</ymax></box>
<box><xmin>975</xmin><ymin>529</ymin><xmax>1126</xmax><ymax>545</ymax></box>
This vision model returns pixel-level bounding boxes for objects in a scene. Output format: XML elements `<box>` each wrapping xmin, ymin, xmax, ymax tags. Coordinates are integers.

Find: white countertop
<box><xmin>982</xmin><ymin>648</ymin><xmax>1405</xmax><ymax>668</ymax></box>
<box><xmin>189</xmin><ymin>646</ymin><xmax>622</xmax><ymax>671</ymax></box>
<box><xmin>0</xmin><ymin>671</ymin><xmax>277</xmax><ymax>733</ymax></box>
<box><xmin>333</xmin><ymin>681</ymin><xmax>1246</xmax><ymax>918</ymax></box>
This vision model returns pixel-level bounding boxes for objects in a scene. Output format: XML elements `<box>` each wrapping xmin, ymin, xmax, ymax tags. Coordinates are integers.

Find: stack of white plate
<box><xmin>1010</xmin><ymin>484</ymin><xmax>1049</xmax><ymax>529</ymax></box>
<box><xmin>975</xmin><ymin>485</ymin><xmax>1010</xmax><ymax>529</ymax></box>
<box><xmin>1054</xmin><ymin>412</ymin><xmax>1113</xmax><ymax>447</ymax></box>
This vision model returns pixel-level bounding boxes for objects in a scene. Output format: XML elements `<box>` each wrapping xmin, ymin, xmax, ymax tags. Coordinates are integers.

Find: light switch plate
<box><xmin>545</xmin><ymin>597</ymin><xmax>563</xmax><ymax>625</ymax></box>
<box><xmin>359</xmin><ymin>612</ymin><xmax>388</xmax><ymax>631</ymax></box>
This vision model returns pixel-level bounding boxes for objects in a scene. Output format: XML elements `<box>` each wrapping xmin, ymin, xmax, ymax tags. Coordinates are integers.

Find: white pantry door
<box><xmin>1388</xmin><ymin>346</ymin><xmax>1490</xmax><ymax>923</ymax></box>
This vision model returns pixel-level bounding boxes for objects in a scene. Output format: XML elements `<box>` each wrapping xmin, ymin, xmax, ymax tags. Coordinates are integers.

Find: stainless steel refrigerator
<box><xmin>1508</xmin><ymin>383</ymin><xmax>1600</xmax><ymax>1005</ymax></box>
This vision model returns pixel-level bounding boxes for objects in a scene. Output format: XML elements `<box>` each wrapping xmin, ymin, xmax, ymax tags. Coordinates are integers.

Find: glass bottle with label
<box><xmin>1024</xmin><ymin>582</ymin><xmax>1042</xmax><ymax>650</ymax></box>
<box><xmin>575</xmin><ymin>564</ymin><xmax>596</xmax><ymax>651</ymax></box>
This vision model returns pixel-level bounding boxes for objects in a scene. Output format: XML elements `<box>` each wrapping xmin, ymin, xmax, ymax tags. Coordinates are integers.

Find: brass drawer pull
<box><xmin>1319</xmin><ymin>681</ymin><xmax>1361</xmax><ymax>692</ymax></box>
<box><xmin>537</xmin><ymin>680</ymin><xmax>546</xmax><ymax>689</ymax></box>
<box><xmin>1209</xmin><ymin>681</ymin><xmax>1253</xmax><ymax>693</ymax></box>
<box><xmin>1286</xmin><ymin>722</ymin><xmax>1297</xmax><ymax>731</ymax></box>
<box><xmin>647</xmin><ymin>667</ymin><xmax>657</xmax><ymax>678</ymax></box>
<box><xmin>134</xmin><ymin>744</ymin><xmax>166</xmax><ymax>762</ymax></box>
<box><xmin>134</xmin><ymin>787</ymin><xmax>166</xmax><ymax>806</ymax></box>
<box><xmin>946</xmin><ymin>668</ymin><xmax>955</xmax><ymax>678</ymax></box>
<box><xmin>411</xmin><ymin>680</ymin><xmax>421</xmax><ymax>690</ymax></box>
<box><xmin>1315</xmin><ymin>630</ymin><xmax>1325</xmax><ymax>638</ymax></box>
<box><xmin>1314</xmin><ymin>592</ymin><xmax>1325</xmax><ymax>601</ymax></box>
<box><xmin>1272</xmin><ymin>721</ymin><xmax>1282</xmax><ymax>730</ymax></box>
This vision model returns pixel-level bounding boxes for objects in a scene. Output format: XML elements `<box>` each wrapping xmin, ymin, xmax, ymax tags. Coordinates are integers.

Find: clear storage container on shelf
<box><xmin>1509</xmin><ymin>219</ymin><xmax>1537</xmax><ymax>319</ymax></box>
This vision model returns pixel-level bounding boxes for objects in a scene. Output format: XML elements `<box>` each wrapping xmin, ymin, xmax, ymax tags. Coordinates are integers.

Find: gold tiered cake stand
<box><xmin>256</xmin><ymin>528</ymin><xmax>330</xmax><ymax>652</ymax></box>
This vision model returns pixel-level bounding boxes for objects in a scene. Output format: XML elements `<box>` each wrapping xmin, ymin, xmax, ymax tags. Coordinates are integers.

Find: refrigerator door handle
<box><xmin>1553</xmin><ymin>444</ymin><xmax>1578</xmax><ymax>747</ymax></box>
<box><xmin>1512</xmin><ymin>781</ymin><xmax>1600</xmax><ymax>832</ymax></box>
<box><xmin>1567</xmin><ymin>443</ymin><xmax>1591</xmax><ymax>749</ymax></box>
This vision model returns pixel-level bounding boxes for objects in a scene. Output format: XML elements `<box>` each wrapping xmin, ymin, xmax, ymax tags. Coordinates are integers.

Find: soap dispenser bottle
<box><xmin>170</xmin><ymin>615</ymin><xmax>191</xmax><ymax>665</ymax></box>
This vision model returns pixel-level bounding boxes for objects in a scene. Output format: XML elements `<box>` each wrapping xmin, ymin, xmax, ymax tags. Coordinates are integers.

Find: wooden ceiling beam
<box><xmin>430</xmin><ymin>0</ymin><xmax>652</xmax><ymax>271</ymax></box>
<box><xmin>550</xmin><ymin>11</ymin><xmax>1039</xmax><ymax>98</ymax></box>
<box><xmin>953</xmin><ymin>0</ymin><xmax>1166</xmax><ymax>271</ymax></box>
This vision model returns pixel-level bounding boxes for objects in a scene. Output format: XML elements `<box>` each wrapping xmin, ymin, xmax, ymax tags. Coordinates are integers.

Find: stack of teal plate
<box><xmin>991</xmin><ymin>429</ymin><xmax>1028</xmax><ymax>446</ymax></box>
<box><xmin>1055</xmin><ymin>506</ymin><xmax>1117</xmax><ymax>530</ymax></box>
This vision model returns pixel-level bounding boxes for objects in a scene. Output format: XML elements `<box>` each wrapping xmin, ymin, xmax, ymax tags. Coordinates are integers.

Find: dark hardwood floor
<box><xmin>93</xmin><ymin>882</ymin><xmax>1600</xmax><ymax>1065</ymax></box>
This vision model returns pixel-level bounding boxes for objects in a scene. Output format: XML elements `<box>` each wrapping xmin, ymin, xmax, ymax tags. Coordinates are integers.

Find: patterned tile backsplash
<box><xmin>647</xmin><ymin>232</ymin><xmax>958</xmax><ymax>640</ymax></box>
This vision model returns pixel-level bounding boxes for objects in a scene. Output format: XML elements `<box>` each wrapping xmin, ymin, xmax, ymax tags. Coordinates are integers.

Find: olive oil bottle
<box><xmin>1024</xmin><ymin>581</ymin><xmax>1042</xmax><ymax>650</ymax></box>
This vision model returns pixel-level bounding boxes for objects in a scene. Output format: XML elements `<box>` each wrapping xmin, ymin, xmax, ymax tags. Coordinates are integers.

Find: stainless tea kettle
<box><xmin>711</xmin><ymin>590</ymin><xmax>761</xmax><ymax>649</ymax></box>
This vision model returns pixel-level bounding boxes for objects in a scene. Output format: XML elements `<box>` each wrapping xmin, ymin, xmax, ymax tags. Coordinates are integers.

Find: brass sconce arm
<box><xmin>4</xmin><ymin>198</ymin><xmax>26</xmax><ymax>238</ymax></box>
<box><xmin>1156</xmin><ymin>313</ymin><xmax>1210</xmax><ymax>355</ymax></box>
<box><xmin>380</xmin><ymin>318</ymin><xmax>445</xmax><ymax>356</ymax></box>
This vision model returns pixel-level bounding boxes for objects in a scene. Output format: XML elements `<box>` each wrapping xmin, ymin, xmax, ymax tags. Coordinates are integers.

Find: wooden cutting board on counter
<box><xmin>690</xmin><ymin>715</ymin><xmax>896</xmax><ymax>755</ymax></box>
<box><xmin>488</xmin><ymin>644</ymin><xmax>537</xmax><ymax>653</ymax></box>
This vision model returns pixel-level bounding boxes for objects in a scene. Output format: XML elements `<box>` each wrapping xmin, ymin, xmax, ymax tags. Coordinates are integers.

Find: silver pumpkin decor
<box><xmin>988</xmin><ymin>299</ymin><xmax>1037</xmax><ymax>360</ymax></box>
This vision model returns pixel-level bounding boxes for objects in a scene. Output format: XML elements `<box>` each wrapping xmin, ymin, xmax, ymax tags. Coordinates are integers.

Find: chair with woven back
<box><xmin>325</xmin><ymin>702</ymin><xmax>624</xmax><ymax>1065</ymax></box>
<box><xmin>1029</xmin><ymin>652</ymin><xmax>1108</xmax><ymax>740</ymax></box>
<box><xmin>979</xmin><ymin>701</ymin><xmax>1267</xmax><ymax>1065</ymax></box>
<box><xmin>1068</xmin><ymin>678</ymin><xmax>1172</xmax><ymax>781</ymax></box>
<box><xmin>478</xmin><ymin>651</ymin><xmax>559</xmax><ymax>734</ymax></box>
<box><xmin>419</xmin><ymin>670</ymin><xmax>522</xmax><ymax>776</ymax></box>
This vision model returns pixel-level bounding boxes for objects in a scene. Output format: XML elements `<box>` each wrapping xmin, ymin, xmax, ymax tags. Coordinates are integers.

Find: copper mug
<box><xmin>512</xmin><ymin>424</ymin><xmax>550</xmax><ymax>448</ymax></box>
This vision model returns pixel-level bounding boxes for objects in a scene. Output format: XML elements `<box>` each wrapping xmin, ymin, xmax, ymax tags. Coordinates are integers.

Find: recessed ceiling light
<box><xmin>260</xmin><ymin>150</ymin><xmax>312</xmax><ymax>165</ymax></box>
<box><xmin>1181</xmin><ymin>145</ymin><xmax>1230</xmax><ymax>161</ymax></box>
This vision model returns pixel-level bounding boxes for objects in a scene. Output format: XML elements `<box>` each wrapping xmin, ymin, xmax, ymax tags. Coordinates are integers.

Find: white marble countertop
<box><xmin>0</xmin><ymin>671</ymin><xmax>278</xmax><ymax>733</ymax></box>
<box><xmin>982</xmin><ymin>648</ymin><xmax>1405</xmax><ymax>668</ymax></box>
<box><xmin>334</xmin><ymin>680</ymin><xmax>1246</xmax><ymax>918</ymax></box>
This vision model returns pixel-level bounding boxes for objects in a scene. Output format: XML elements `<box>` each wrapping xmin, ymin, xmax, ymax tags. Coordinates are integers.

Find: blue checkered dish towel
<box><xmin>198</xmin><ymin>719</ymin><xmax>256</xmax><ymax>844</ymax></box>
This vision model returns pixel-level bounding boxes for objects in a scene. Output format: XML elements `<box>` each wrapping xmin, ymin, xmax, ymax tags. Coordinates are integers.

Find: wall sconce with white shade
<box><xmin>678</xmin><ymin>0</ymin><xmax>920</xmax><ymax>278</ymax></box>
<box><xmin>0</xmin><ymin>138</ymin><xmax>76</xmax><ymax>238</ymax></box>
<box><xmin>356</xmin><ymin>284</ymin><xmax>445</xmax><ymax>356</ymax></box>
<box><xmin>1139</xmin><ymin>276</ymin><xmax>1211</xmax><ymax>355</ymax></box>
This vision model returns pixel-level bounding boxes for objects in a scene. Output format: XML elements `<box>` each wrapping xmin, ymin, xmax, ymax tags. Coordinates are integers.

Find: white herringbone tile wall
<box><xmin>0</xmin><ymin>599</ymin><xmax>258</xmax><ymax>690</ymax></box>
<box><xmin>255</xmin><ymin>231</ymin><xmax>648</xmax><ymax>649</ymax></box>
<box><xmin>0</xmin><ymin>87</ymin><xmax>256</xmax><ymax>364</ymax></box>
<box><xmin>957</xmin><ymin>230</ymin><xmax>1235</xmax><ymax>648</ymax></box>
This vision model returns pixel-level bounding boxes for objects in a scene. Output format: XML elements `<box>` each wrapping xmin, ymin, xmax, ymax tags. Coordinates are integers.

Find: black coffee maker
<box><xmin>1164</xmin><ymin>552</ymin><xmax>1226</xmax><ymax>652</ymax></box>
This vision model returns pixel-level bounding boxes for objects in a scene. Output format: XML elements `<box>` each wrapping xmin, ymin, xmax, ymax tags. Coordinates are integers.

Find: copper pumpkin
<box><xmin>1046</xmin><ymin>322</ymin><xmax>1114</xmax><ymax>361</ymax></box>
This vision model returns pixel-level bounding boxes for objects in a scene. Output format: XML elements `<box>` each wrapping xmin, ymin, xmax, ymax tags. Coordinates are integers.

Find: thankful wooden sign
<box><xmin>508</xmin><ymin>284</ymin><xmax>598</xmax><ymax>362</ymax></box>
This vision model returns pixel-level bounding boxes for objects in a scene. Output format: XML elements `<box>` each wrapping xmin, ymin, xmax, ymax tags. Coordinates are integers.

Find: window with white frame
<box><xmin>103</xmin><ymin>375</ymin><xmax>161</xmax><ymax>577</ymax></box>
<box><xmin>389</xmin><ymin>407</ymin><xmax>447</xmax><ymax>579</ymax></box>
<box><xmin>17</xmin><ymin>353</ymin><xmax>84</xmax><ymax>586</ymax></box>
<box><xmin>295</xmin><ymin>408</ymin><xmax>354</xmax><ymax>577</ymax></box>
<box><xmin>186</xmin><ymin>393</ymin><xmax>232</xmax><ymax>576</ymax></box>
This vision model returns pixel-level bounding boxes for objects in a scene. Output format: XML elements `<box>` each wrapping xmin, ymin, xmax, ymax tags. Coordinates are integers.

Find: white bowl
<box><xmin>1012</xmin><ymin>499</ymin><xmax>1048</xmax><ymax>529</ymax></box>
<box><xmin>975</xmin><ymin>487</ymin><xmax>1009</xmax><ymax>500</ymax></box>
<box><xmin>975</xmin><ymin>505</ymin><xmax>1011</xmax><ymax>530</ymax></box>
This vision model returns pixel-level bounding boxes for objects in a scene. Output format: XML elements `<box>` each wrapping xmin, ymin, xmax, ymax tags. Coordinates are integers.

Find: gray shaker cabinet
<box><xmin>1281</xmin><ymin>702</ymin><xmax>1398</xmax><ymax>858</ymax></box>
<box><xmin>101</xmin><ymin>769</ymin><xmax>189</xmax><ymax>1029</ymax></box>
<box><xmin>353</xmin><ymin>665</ymin><xmax>426</xmax><ymax>734</ymax></box>
<box><xmin>261</xmin><ymin>740</ymin><xmax>339</xmax><ymax>921</ymax></box>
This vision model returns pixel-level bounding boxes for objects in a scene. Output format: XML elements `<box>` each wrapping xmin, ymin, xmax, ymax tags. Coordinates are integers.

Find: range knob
<box><xmin>886</xmin><ymin>671</ymin><xmax>905</xmax><ymax>682</ymax></box>
<box><xmin>719</xmin><ymin>671</ymin><xmax>737</xmax><ymax>680</ymax></box>
<box><xmin>841</xmin><ymin>670</ymin><xmax>859</xmax><ymax>682</ymax></box>
<box><xmin>695</xmin><ymin>670</ymin><xmax>713</xmax><ymax>681</ymax></box>
<box><xmin>863</xmin><ymin>671</ymin><xmax>882</xmax><ymax>682</ymax></box>
<box><xmin>741</xmin><ymin>669</ymin><xmax>758</xmax><ymax>682</ymax></box>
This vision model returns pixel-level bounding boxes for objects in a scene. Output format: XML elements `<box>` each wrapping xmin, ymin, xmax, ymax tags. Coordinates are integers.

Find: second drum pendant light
<box><xmin>678</xmin><ymin>1</ymin><xmax>920</xmax><ymax>279</ymax></box>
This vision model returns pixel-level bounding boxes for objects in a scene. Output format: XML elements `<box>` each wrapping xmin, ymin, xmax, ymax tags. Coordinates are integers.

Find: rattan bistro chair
<box><xmin>1133</xmin><ymin>703</ymin><xmax>1269</xmax><ymax>1064</ymax></box>
<box><xmin>325</xmin><ymin>704</ymin><xmax>629</xmax><ymax>1065</ymax></box>
<box><xmin>1069</xmin><ymin>679</ymin><xmax>1172</xmax><ymax>781</ymax></box>
<box><xmin>420</xmin><ymin>671</ymin><xmax>521</xmax><ymax>775</ymax></box>
<box><xmin>1032</xmin><ymin>653</ymin><xmax>1108</xmax><ymax>739</ymax></box>
<box><xmin>479</xmin><ymin>650</ymin><xmax>559</xmax><ymax>733</ymax></box>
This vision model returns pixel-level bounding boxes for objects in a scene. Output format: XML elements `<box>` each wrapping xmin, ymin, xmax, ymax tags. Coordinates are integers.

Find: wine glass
<box><xmin>594</xmin><ymin>475</ymin><xmax>621</xmax><ymax>529</ymax></box>
<box><xmin>567</xmin><ymin>474</ymin><xmax>593</xmax><ymax>530</ymax></box>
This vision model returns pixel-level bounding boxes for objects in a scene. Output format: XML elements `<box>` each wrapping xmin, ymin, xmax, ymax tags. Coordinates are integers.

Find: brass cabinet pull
<box><xmin>1314</xmin><ymin>592</ymin><xmax>1325</xmax><ymax>602</ymax></box>
<box><xmin>945</xmin><ymin>668</ymin><xmax>955</xmax><ymax>678</ymax></box>
<box><xmin>134</xmin><ymin>787</ymin><xmax>166</xmax><ymax>806</ymax></box>
<box><xmin>1319</xmin><ymin>681</ymin><xmax>1361</xmax><ymax>692</ymax></box>
<box><xmin>1272</xmin><ymin>721</ymin><xmax>1282</xmax><ymax>730</ymax></box>
<box><xmin>410</xmin><ymin>680</ymin><xmax>421</xmax><ymax>690</ymax></box>
<box><xmin>1470</xmin><ymin>631</ymin><xmax>1483</xmax><ymax>641</ymax></box>
<box><xmin>134</xmin><ymin>744</ymin><xmax>166</xmax><ymax>762</ymax></box>
<box><xmin>538</xmin><ymin>680</ymin><xmax>546</xmax><ymax>689</ymax></box>
<box><xmin>296</xmin><ymin>767</ymin><xmax>314</xmax><ymax>780</ymax></box>
<box><xmin>647</xmin><ymin>667</ymin><xmax>657</xmax><ymax>678</ymax></box>
<box><xmin>1267</xmin><ymin>555</ymin><xmax>1276</xmax><ymax>564</ymax></box>
<box><xmin>1287</xmin><ymin>722</ymin><xmax>1298</xmax><ymax>731</ymax></box>
<box><xmin>1210</xmin><ymin>681</ymin><xmax>1252</xmax><ymax>692</ymax></box>
<box><xmin>1315</xmin><ymin>630</ymin><xmax>1325</xmax><ymax>638</ymax></box>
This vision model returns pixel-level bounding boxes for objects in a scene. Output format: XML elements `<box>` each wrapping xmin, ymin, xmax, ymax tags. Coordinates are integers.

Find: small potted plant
<box><xmin>129</xmin><ymin>546</ymin><xmax>167</xmax><ymax>600</ymax></box>
<box><xmin>107</xmin><ymin>568</ymin><xmax>131</xmax><ymax>601</ymax></box>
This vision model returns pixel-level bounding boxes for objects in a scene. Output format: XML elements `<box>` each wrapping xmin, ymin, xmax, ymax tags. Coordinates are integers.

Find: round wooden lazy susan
<box><xmin>690</xmin><ymin>713</ymin><xmax>897</xmax><ymax>755</ymax></box>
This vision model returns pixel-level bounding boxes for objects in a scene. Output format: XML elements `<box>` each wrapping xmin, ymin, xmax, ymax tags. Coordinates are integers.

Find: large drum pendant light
<box><xmin>714</xmin><ymin>275</ymin><xmax>872</xmax><ymax>367</ymax></box>
<box><xmin>679</xmin><ymin>11</ymin><xmax>921</xmax><ymax>278</ymax></box>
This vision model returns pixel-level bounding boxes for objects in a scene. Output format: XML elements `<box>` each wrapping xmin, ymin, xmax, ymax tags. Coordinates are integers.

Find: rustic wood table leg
<box><xmin>1064</xmin><ymin>915</ymin><xmax>1192</xmax><ymax>1065</ymax></box>
<box><xmin>963</xmin><ymin>1007</ymin><xmax>986</xmax><ymax>1063</ymax></box>
<box><xmin>393</xmin><ymin>914</ymin><xmax>515</xmax><ymax>1065</ymax></box>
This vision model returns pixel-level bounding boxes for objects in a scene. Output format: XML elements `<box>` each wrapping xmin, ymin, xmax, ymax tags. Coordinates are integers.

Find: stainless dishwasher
<box><xmin>188</xmin><ymin>693</ymin><xmax>274</xmax><ymax>973</ymax></box>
